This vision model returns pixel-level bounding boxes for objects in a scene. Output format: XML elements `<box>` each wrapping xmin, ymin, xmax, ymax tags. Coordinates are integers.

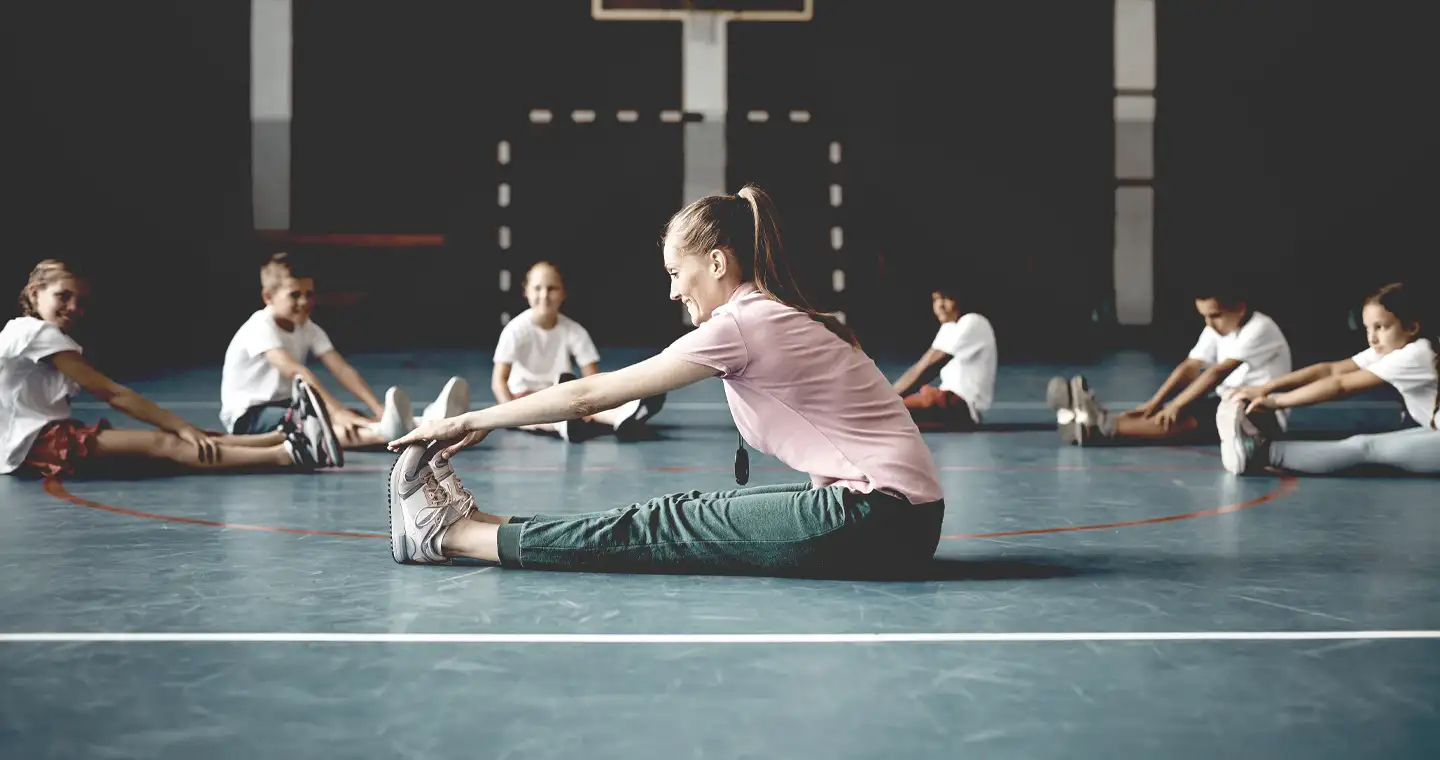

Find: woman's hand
<box><xmin>387</xmin><ymin>416</ymin><xmax>489</xmax><ymax>462</ymax></box>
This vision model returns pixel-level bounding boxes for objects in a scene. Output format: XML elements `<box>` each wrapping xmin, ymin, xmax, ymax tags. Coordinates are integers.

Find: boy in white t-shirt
<box><xmin>891</xmin><ymin>286</ymin><xmax>996</xmax><ymax>430</ymax></box>
<box><xmin>1222</xmin><ymin>282</ymin><xmax>1439</xmax><ymax>475</ymax></box>
<box><xmin>220</xmin><ymin>253</ymin><xmax>469</xmax><ymax>448</ymax></box>
<box><xmin>1047</xmin><ymin>285</ymin><xmax>1292</xmax><ymax>445</ymax></box>
<box><xmin>492</xmin><ymin>261</ymin><xmax>662</xmax><ymax>442</ymax></box>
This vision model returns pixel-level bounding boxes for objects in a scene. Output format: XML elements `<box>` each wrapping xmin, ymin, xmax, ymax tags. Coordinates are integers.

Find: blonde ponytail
<box><xmin>667</xmin><ymin>185</ymin><xmax>857</xmax><ymax>347</ymax></box>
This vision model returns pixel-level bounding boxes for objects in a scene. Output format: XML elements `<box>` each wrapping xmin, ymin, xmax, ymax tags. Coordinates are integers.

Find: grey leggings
<box><xmin>1270</xmin><ymin>426</ymin><xmax>1440</xmax><ymax>475</ymax></box>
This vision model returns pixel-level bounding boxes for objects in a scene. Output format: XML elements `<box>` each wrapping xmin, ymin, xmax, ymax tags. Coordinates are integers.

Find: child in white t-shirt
<box><xmin>891</xmin><ymin>286</ymin><xmax>996</xmax><ymax>430</ymax></box>
<box><xmin>220</xmin><ymin>253</ymin><xmax>469</xmax><ymax>448</ymax></box>
<box><xmin>2</xmin><ymin>260</ymin><xmax>337</xmax><ymax>477</ymax></box>
<box><xmin>492</xmin><ymin>261</ymin><xmax>662</xmax><ymax>442</ymax></box>
<box><xmin>1047</xmin><ymin>285</ymin><xmax>1292</xmax><ymax>445</ymax></box>
<box><xmin>1221</xmin><ymin>282</ymin><xmax>1439</xmax><ymax>475</ymax></box>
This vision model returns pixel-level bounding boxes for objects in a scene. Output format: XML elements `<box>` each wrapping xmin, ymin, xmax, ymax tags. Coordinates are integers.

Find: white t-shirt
<box><xmin>493</xmin><ymin>310</ymin><xmax>600</xmax><ymax>395</ymax></box>
<box><xmin>930</xmin><ymin>313</ymin><xmax>997</xmax><ymax>422</ymax></box>
<box><xmin>1</xmin><ymin>317</ymin><xmax>84</xmax><ymax>474</ymax></box>
<box><xmin>220</xmin><ymin>308</ymin><xmax>335</xmax><ymax>431</ymax></box>
<box><xmin>1189</xmin><ymin>311</ymin><xmax>1293</xmax><ymax>391</ymax></box>
<box><xmin>1352</xmin><ymin>338</ymin><xmax>1438</xmax><ymax>429</ymax></box>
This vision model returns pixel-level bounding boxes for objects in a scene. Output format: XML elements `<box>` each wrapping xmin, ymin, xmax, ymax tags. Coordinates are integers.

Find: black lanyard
<box><xmin>734</xmin><ymin>432</ymin><xmax>749</xmax><ymax>485</ymax></box>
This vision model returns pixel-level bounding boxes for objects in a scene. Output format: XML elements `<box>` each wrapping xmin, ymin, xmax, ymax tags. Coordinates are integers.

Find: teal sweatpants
<box><xmin>496</xmin><ymin>482</ymin><xmax>945</xmax><ymax>578</ymax></box>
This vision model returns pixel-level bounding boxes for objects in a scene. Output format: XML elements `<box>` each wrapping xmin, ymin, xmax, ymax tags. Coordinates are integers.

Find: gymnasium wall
<box><xmin>1154</xmin><ymin>1</ymin><xmax>1438</xmax><ymax>361</ymax></box>
<box><xmin>3</xmin><ymin>1</ymin><xmax>1434</xmax><ymax>380</ymax></box>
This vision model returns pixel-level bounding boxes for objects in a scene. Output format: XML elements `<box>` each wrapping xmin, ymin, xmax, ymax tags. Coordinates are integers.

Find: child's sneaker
<box><xmin>284</xmin><ymin>417</ymin><xmax>340</xmax><ymax>470</ymax></box>
<box><xmin>555</xmin><ymin>417</ymin><xmax>602</xmax><ymax>443</ymax></box>
<box><xmin>294</xmin><ymin>379</ymin><xmax>343</xmax><ymax>466</ymax></box>
<box><xmin>388</xmin><ymin>443</ymin><xmax>471</xmax><ymax>564</ymax></box>
<box><xmin>1068</xmin><ymin>375</ymin><xmax>1114</xmax><ymax>446</ymax></box>
<box><xmin>289</xmin><ymin>376</ymin><xmax>305</xmax><ymax>412</ymax></box>
<box><xmin>1045</xmin><ymin>376</ymin><xmax>1077</xmax><ymax>442</ymax></box>
<box><xmin>421</xmin><ymin>376</ymin><xmax>470</xmax><ymax>423</ymax></box>
<box><xmin>284</xmin><ymin>429</ymin><xmax>318</xmax><ymax>470</ymax></box>
<box><xmin>1046</xmin><ymin>375</ymin><xmax>1112</xmax><ymax>446</ymax></box>
<box><xmin>374</xmin><ymin>387</ymin><xmax>416</xmax><ymax>442</ymax></box>
<box><xmin>613</xmin><ymin>393</ymin><xmax>666</xmax><ymax>441</ymax></box>
<box><xmin>1217</xmin><ymin>398</ymin><xmax>1268</xmax><ymax>474</ymax></box>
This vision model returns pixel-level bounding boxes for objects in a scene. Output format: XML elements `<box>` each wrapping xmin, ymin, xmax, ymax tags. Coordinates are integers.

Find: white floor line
<box><xmin>2</xmin><ymin>630</ymin><xmax>1437</xmax><ymax>644</ymax></box>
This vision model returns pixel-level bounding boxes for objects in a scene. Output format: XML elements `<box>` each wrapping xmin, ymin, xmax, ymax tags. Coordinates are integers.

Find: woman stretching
<box><xmin>386</xmin><ymin>186</ymin><xmax>946</xmax><ymax>578</ymax></box>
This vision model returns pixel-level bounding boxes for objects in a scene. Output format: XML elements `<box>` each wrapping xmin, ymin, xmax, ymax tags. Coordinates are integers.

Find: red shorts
<box><xmin>903</xmin><ymin>386</ymin><xmax>976</xmax><ymax>430</ymax></box>
<box><xmin>22</xmin><ymin>418</ymin><xmax>111</xmax><ymax>478</ymax></box>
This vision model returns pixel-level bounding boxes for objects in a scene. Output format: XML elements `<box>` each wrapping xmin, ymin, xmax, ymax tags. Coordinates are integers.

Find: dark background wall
<box><xmin>1153</xmin><ymin>0</ymin><xmax>1438</xmax><ymax>363</ymax></box>
<box><xmin>3</xmin><ymin>1</ymin><xmax>1434</xmax><ymax>380</ymax></box>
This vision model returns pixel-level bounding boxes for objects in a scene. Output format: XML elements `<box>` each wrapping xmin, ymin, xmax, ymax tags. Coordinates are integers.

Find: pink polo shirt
<box><xmin>663</xmin><ymin>282</ymin><xmax>944</xmax><ymax>505</ymax></box>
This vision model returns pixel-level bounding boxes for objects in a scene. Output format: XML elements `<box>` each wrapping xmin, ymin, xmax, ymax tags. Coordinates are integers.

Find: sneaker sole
<box><xmin>1216</xmin><ymin>400</ymin><xmax>1256</xmax><ymax>475</ymax></box>
<box><xmin>1045</xmin><ymin>376</ymin><xmax>1073</xmax><ymax>412</ymax></box>
<box><xmin>440</xmin><ymin>377</ymin><xmax>470</xmax><ymax>419</ymax></box>
<box><xmin>301</xmin><ymin>383</ymin><xmax>343</xmax><ymax>468</ymax></box>
<box><xmin>379</xmin><ymin>387</ymin><xmax>416</xmax><ymax>441</ymax></box>
<box><xmin>1063</xmin><ymin>376</ymin><xmax>1096</xmax><ymax>446</ymax></box>
<box><xmin>388</xmin><ymin>443</ymin><xmax>430</xmax><ymax>564</ymax></box>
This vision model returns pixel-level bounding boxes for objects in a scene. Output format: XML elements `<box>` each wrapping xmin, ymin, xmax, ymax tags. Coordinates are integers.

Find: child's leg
<box><xmin>1271</xmin><ymin>427</ymin><xmax>1440</xmax><ymax>475</ymax></box>
<box><xmin>209</xmin><ymin>430</ymin><xmax>287</xmax><ymax>447</ymax></box>
<box><xmin>230</xmin><ymin>402</ymin><xmax>293</xmax><ymax>435</ymax></box>
<box><xmin>1110</xmin><ymin>413</ymin><xmax>1202</xmax><ymax>439</ymax></box>
<box><xmin>93</xmin><ymin>429</ymin><xmax>293</xmax><ymax>469</ymax></box>
<box><xmin>902</xmin><ymin>386</ymin><xmax>975</xmax><ymax>430</ymax></box>
<box><xmin>437</xmin><ymin>483</ymin><xmax>944</xmax><ymax>577</ymax></box>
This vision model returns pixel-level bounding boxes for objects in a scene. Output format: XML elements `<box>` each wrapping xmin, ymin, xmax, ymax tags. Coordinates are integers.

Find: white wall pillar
<box><xmin>251</xmin><ymin>0</ymin><xmax>291</xmax><ymax>232</ymax></box>
<box><xmin>1114</xmin><ymin>0</ymin><xmax>1155</xmax><ymax>325</ymax></box>
<box><xmin>681</xmin><ymin>12</ymin><xmax>729</xmax><ymax>205</ymax></box>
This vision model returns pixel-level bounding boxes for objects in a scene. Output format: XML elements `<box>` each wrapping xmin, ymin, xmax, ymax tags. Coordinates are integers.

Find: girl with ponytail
<box><xmin>1220</xmin><ymin>282</ymin><xmax>1440</xmax><ymax>476</ymax></box>
<box><xmin>386</xmin><ymin>186</ymin><xmax>947</xmax><ymax>576</ymax></box>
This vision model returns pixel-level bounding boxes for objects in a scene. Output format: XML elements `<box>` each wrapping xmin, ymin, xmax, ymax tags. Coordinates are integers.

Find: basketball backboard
<box><xmin>592</xmin><ymin>0</ymin><xmax>812</xmax><ymax>22</ymax></box>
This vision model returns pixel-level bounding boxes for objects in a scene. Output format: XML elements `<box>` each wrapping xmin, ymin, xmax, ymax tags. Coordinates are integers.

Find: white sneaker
<box><xmin>421</xmin><ymin>376</ymin><xmax>470</xmax><ymax>423</ymax></box>
<box><xmin>388</xmin><ymin>443</ymin><xmax>469</xmax><ymax>564</ymax></box>
<box><xmin>1217</xmin><ymin>398</ymin><xmax>1265</xmax><ymax>475</ymax></box>
<box><xmin>374</xmin><ymin>387</ymin><xmax>416</xmax><ymax>441</ymax></box>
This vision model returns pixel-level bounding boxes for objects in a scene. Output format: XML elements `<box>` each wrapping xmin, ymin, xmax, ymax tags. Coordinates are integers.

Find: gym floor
<box><xmin>2</xmin><ymin>349</ymin><xmax>1437</xmax><ymax>759</ymax></box>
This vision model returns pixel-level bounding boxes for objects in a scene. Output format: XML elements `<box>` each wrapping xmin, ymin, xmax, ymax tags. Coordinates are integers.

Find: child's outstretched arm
<box><xmin>1230</xmin><ymin>359</ymin><xmax>1359</xmax><ymax>404</ymax></box>
<box><xmin>491</xmin><ymin>363</ymin><xmax>517</xmax><ymax>404</ymax></box>
<box><xmin>49</xmin><ymin>351</ymin><xmax>220</xmax><ymax>462</ymax></box>
<box><xmin>1133</xmin><ymin>358</ymin><xmax>1206</xmax><ymax>416</ymax></box>
<box><xmin>892</xmin><ymin>349</ymin><xmax>951</xmax><ymax>397</ymax></box>
<box><xmin>1249</xmin><ymin>367</ymin><xmax>1385</xmax><ymax>414</ymax></box>
<box><xmin>317</xmin><ymin>349</ymin><xmax>384</xmax><ymax>417</ymax></box>
<box><xmin>1133</xmin><ymin>357</ymin><xmax>1244</xmax><ymax>430</ymax></box>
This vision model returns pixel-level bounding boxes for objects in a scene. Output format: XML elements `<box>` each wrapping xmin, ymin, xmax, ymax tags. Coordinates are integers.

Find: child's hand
<box><xmin>1227</xmin><ymin>386</ymin><xmax>1266</xmax><ymax>404</ymax></box>
<box><xmin>176</xmin><ymin>425</ymin><xmax>220</xmax><ymax>464</ymax></box>
<box><xmin>1130</xmin><ymin>400</ymin><xmax>1161</xmax><ymax>418</ymax></box>
<box><xmin>1245</xmin><ymin>395</ymin><xmax>1279</xmax><ymax>415</ymax></box>
<box><xmin>331</xmin><ymin>408</ymin><xmax>372</xmax><ymax>445</ymax></box>
<box><xmin>1153</xmin><ymin>404</ymin><xmax>1183</xmax><ymax>430</ymax></box>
